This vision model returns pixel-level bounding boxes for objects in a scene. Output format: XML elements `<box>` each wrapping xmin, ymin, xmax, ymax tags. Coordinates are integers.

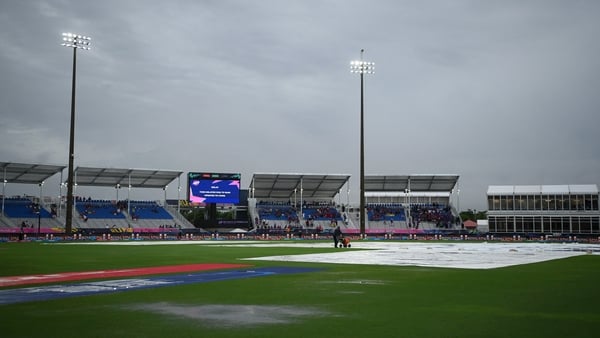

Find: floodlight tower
<box><xmin>61</xmin><ymin>32</ymin><xmax>91</xmax><ymax>235</ymax></box>
<box><xmin>350</xmin><ymin>49</ymin><xmax>374</xmax><ymax>236</ymax></box>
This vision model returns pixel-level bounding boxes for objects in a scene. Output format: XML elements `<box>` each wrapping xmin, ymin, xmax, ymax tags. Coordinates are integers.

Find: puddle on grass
<box><xmin>319</xmin><ymin>279</ymin><xmax>387</xmax><ymax>285</ymax></box>
<box><xmin>127</xmin><ymin>303</ymin><xmax>330</xmax><ymax>328</ymax></box>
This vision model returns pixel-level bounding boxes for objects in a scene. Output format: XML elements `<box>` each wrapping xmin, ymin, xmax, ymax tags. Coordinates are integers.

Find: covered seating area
<box><xmin>360</xmin><ymin>174</ymin><xmax>461</xmax><ymax>233</ymax></box>
<box><xmin>249</xmin><ymin>173</ymin><xmax>350</xmax><ymax>233</ymax></box>
<box><xmin>1</xmin><ymin>162</ymin><xmax>66</xmax><ymax>234</ymax></box>
<box><xmin>0</xmin><ymin>162</ymin><xmax>196</xmax><ymax>238</ymax></box>
<box><xmin>69</xmin><ymin>166</ymin><xmax>187</xmax><ymax>229</ymax></box>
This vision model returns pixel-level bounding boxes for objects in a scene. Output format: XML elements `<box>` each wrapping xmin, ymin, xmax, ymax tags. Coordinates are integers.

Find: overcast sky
<box><xmin>1</xmin><ymin>0</ymin><xmax>599</xmax><ymax>211</ymax></box>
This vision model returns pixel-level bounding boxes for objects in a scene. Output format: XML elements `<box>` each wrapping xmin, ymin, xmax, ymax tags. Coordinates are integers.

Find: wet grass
<box><xmin>1</xmin><ymin>241</ymin><xmax>599</xmax><ymax>338</ymax></box>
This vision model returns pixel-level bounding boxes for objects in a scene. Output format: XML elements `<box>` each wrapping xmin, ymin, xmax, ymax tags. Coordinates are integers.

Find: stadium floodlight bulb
<box><xmin>61</xmin><ymin>32</ymin><xmax>92</xmax><ymax>50</ymax></box>
<box><xmin>350</xmin><ymin>60</ymin><xmax>375</xmax><ymax>74</ymax></box>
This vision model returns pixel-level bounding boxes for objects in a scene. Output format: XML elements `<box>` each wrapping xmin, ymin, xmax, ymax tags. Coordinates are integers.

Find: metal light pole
<box><xmin>163</xmin><ymin>186</ymin><xmax>168</xmax><ymax>207</ymax></box>
<box><xmin>38</xmin><ymin>181</ymin><xmax>43</xmax><ymax>238</ymax></box>
<box><xmin>1</xmin><ymin>179</ymin><xmax>6</xmax><ymax>216</ymax></box>
<box><xmin>61</xmin><ymin>32</ymin><xmax>91</xmax><ymax>235</ymax></box>
<box><xmin>37</xmin><ymin>210</ymin><xmax>41</xmax><ymax>238</ymax></box>
<box><xmin>457</xmin><ymin>188</ymin><xmax>461</xmax><ymax>215</ymax></box>
<box><xmin>350</xmin><ymin>49</ymin><xmax>374</xmax><ymax>236</ymax></box>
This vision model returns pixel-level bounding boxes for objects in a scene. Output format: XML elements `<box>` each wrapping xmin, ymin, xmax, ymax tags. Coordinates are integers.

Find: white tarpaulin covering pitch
<box><xmin>76</xmin><ymin>240</ymin><xmax>600</xmax><ymax>270</ymax></box>
<box><xmin>242</xmin><ymin>241</ymin><xmax>600</xmax><ymax>269</ymax></box>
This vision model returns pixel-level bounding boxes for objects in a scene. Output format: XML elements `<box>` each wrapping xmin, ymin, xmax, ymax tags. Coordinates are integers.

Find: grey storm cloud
<box><xmin>1</xmin><ymin>0</ymin><xmax>599</xmax><ymax>210</ymax></box>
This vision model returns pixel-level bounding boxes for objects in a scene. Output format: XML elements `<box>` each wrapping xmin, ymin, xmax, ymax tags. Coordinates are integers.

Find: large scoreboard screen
<box><xmin>188</xmin><ymin>172</ymin><xmax>241</xmax><ymax>204</ymax></box>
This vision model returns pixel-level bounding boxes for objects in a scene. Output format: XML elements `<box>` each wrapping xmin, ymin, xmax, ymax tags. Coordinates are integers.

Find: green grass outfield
<box><xmin>1</xmin><ymin>241</ymin><xmax>599</xmax><ymax>338</ymax></box>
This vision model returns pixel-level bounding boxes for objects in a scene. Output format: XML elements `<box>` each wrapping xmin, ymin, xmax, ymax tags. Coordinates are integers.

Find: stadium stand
<box><xmin>410</xmin><ymin>203</ymin><xmax>455</xmax><ymax>229</ymax></box>
<box><xmin>129</xmin><ymin>200</ymin><xmax>173</xmax><ymax>220</ymax></box>
<box><xmin>367</xmin><ymin>203</ymin><xmax>406</xmax><ymax>222</ymax></box>
<box><xmin>256</xmin><ymin>201</ymin><xmax>299</xmax><ymax>224</ymax></box>
<box><xmin>75</xmin><ymin>199</ymin><xmax>126</xmax><ymax>220</ymax></box>
<box><xmin>3</xmin><ymin>197</ymin><xmax>53</xmax><ymax>219</ymax></box>
<box><xmin>302</xmin><ymin>202</ymin><xmax>343</xmax><ymax>221</ymax></box>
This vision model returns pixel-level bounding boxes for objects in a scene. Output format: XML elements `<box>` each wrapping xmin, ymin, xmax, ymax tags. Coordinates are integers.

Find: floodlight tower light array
<box><xmin>61</xmin><ymin>33</ymin><xmax>91</xmax><ymax>50</ymax></box>
<box><xmin>350</xmin><ymin>60</ymin><xmax>375</xmax><ymax>74</ymax></box>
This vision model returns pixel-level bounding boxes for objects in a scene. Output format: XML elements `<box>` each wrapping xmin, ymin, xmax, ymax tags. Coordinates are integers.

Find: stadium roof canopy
<box><xmin>487</xmin><ymin>184</ymin><xmax>599</xmax><ymax>195</ymax></box>
<box><xmin>71</xmin><ymin>166</ymin><xmax>184</xmax><ymax>189</ymax></box>
<box><xmin>365</xmin><ymin>175</ymin><xmax>459</xmax><ymax>193</ymax></box>
<box><xmin>249</xmin><ymin>173</ymin><xmax>351</xmax><ymax>200</ymax></box>
<box><xmin>0</xmin><ymin>162</ymin><xmax>66</xmax><ymax>184</ymax></box>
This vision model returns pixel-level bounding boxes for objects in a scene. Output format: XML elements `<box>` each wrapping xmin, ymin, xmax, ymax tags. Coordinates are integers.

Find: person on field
<box><xmin>333</xmin><ymin>226</ymin><xmax>343</xmax><ymax>248</ymax></box>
